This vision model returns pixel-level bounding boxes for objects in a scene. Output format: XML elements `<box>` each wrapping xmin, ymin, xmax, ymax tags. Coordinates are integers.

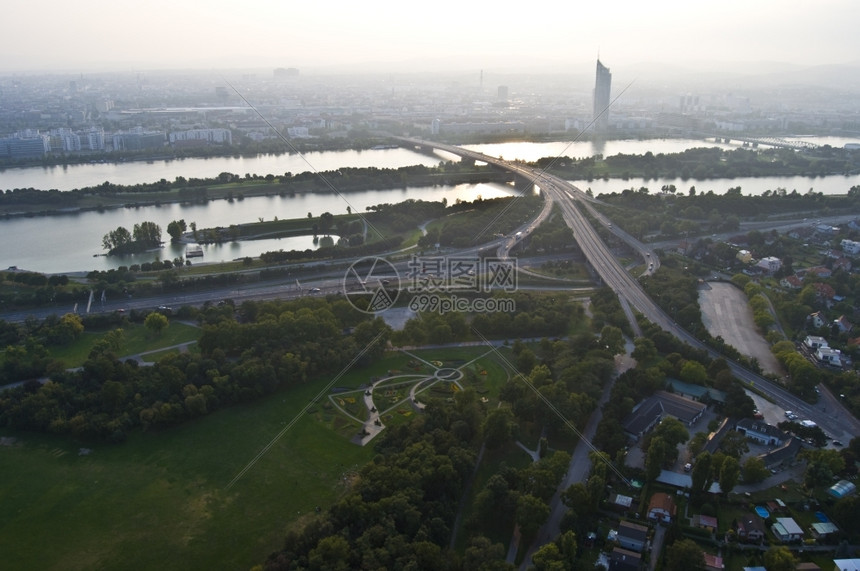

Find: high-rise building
<box><xmin>593</xmin><ymin>58</ymin><xmax>612</xmax><ymax>132</ymax></box>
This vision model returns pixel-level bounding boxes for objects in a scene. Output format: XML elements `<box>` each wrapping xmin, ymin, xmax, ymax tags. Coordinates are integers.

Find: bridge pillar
<box><xmin>514</xmin><ymin>173</ymin><xmax>535</xmax><ymax>194</ymax></box>
<box><xmin>460</xmin><ymin>156</ymin><xmax>475</xmax><ymax>166</ymax></box>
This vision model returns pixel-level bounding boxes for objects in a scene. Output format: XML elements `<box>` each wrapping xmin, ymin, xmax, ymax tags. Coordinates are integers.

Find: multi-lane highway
<box><xmin>398</xmin><ymin>137</ymin><xmax>860</xmax><ymax>442</ymax></box>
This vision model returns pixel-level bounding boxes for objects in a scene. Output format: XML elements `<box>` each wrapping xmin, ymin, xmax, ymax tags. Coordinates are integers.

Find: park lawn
<box><xmin>0</xmin><ymin>376</ymin><xmax>375</xmax><ymax>571</ymax></box>
<box><xmin>47</xmin><ymin>321</ymin><xmax>201</xmax><ymax>367</ymax></box>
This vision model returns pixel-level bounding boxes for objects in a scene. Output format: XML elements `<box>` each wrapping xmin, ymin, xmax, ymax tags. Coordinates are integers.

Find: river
<box><xmin>2</xmin><ymin>136</ymin><xmax>859</xmax><ymax>274</ymax></box>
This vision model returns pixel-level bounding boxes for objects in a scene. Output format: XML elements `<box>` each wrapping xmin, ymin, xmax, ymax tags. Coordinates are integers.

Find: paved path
<box><xmin>517</xmin><ymin>338</ymin><xmax>638</xmax><ymax>568</ymax></box>
<box><xmin>123</xmin><ymin>340</ymin><xmax>197</xmax><ymax>365</ymax></box>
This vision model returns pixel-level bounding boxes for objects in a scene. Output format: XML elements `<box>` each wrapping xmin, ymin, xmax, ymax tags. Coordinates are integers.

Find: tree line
<box><xmin>0</xmin><ymin>298</ymin><xmax>389</xmax><ymax>440</ymax></box>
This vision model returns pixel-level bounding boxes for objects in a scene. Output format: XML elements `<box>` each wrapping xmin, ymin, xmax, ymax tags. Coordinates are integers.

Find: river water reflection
<box><xmin>1</xmin><ymin>182</ymin><xmax>518</xmax><ymax>273</ymax></box>
<box><xmin>2</xmin><ymin>136</ymin><xmax>859</xmax><ymax>273</ymax></box>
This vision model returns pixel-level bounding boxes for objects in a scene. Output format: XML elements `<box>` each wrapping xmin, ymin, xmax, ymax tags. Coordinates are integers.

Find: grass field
<box><xmin>0</xmin><ymin>345</ymin><xmax>518</xmax><ymax>570</ymax></box>
<box><xmin>47</xmin><ymin>320</ymin><xmax>201</xmax><ymax>367</ymax></box>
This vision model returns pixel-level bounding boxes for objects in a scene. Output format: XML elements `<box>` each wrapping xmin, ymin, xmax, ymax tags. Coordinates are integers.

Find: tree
<box><xmin>463</xmin><ymin>537</ymin><xmax>511</xmax><ymax>571</ymax></box>
<box><xmin>307</xmin><ymin>535</ymin><xmax>352</xmax><ymax>571</ymax></box>
<box><xmin>646</xmin><ymin>436</ymin><xmax>668</xmax><ymax>482</ymax></box>
<box><xmin>763</xmin><ymin>546</ymin><xmax>796</xmax><ymax>571</ymax></box>
<box><xmin>719</xmin><ymin>456</ymin><xmax>740</xmax><ymax>494</ymax></box>
<box><xmin>719</xmin><ymin>430</ymin><xmax>750</xmax><ymax>458</ymax></box>
<box><xmin>102</xmin><ymin>226</ymin><xmax>132</xmax><ymax>251</ymax></box>
<box><xmin>691</xmin><ymin>451</ymin><xmax>712</xmax><ymax>492</ymax></box>
<box><xmin>800</xmin><ymin>448</ymin><xmax>846</xmax><ymax>488</ymax></box>
<box><xmin>653</xmin><ymin>417</ymin><xmax>690</xmax><ymax>450</ymax></box>
<box><xmin>144</xmin><ymin>312</ymin><xmax>169</xmax><ymax>336</ymax></box>
<box><xmin>632</xmin><ymin>337</ymin><xmax>657</xmax><ymax>363</ymax></box>
<box><xmin>561</xmin><ymin>482</ymin><xmax>593</xmax><ymax>519</ymax></box>
<box><xmin>482</xmin><ymin>407</ymin><xmax>517</xmax><ymax>449</ymax></box>
<box><xmin>133</xmin><ymin>221</ymin><xmax>162</xmax><ymax>246</ymax></box>
<box><xmin>742</xmin><ymin>456</ymin><xmax>770</xmax><ymax>484</ymax></box>
<box><xmin>599</xmin><ymin>325</ymin><xmax>625</xmax><ymax>355</ymax></box>
<box><xmin>48</xmin><ymin>313</ymin><xmax>84</xmax><ymax>345</ymax></box>
<box><xmin>688</xmin><ymin>432</ymin><xmax>708</xmax><ymax>457</ymax></box>
<box><xmin>665</xmin><ymin>538</ymin><xmax>705</xmax><ymax>571</ymax></box>
<box><xmin>531</xmin><ymin>532</ymin><xmax>577</xmax><ymax>571</ymax></box>
<box><xmin>319</xmin><ymin>212</ymin><xmax>335</xmax><ymax>235</ymax></box>
<box><xmin>166</xmin><ymin>219</ymin><xmax>187</xmax><ymax>241</ymax></box>
<box><xmin>679</xmin><ymin>360</ymin><xmax>708</xmax><ymax>385</ymax></box>
<box><xmin>516</xmin><ymin>494</ymin><xmax>549</xmax><ymax>538</ymax></box>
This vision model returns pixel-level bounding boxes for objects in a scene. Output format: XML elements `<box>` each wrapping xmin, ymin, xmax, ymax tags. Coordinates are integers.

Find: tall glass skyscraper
<box><xmin>593</xmin><ymin>59</ymin><xmax>612</xmax><ymax>132</ymax></box>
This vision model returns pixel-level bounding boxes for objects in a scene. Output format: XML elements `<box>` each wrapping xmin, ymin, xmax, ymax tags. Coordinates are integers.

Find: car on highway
<box><xmin>309</xmin><ymin>287</ymin><xmax>321</xmax><ymax>293</ymax></box>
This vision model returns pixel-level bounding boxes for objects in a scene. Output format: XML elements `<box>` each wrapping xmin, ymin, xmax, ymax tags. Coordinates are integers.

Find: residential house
<box><xmin>834</xmin><ymin>315</ymin><xmax>853</xmax><ymax>333</ymax></box>
<box><xmin>810</xmin><ymin>522</ymin><xmax>839</xmax><ymax>539</ymax></box>
<box><xmin>758</xmin><ymin>437</ymin><xmax>801</xmax><ymax>469</ymax></box>
<box><xmin>809</xmin><ymin>312</ymin><xmax>827</xmax><ymax>329</ymax></box>
<box><xmin>813</xmin><ymin>283</ymin><xmax>836</xmax><ymax>303</ymax></box>
<box><xmin>704</xmin><ymin>553</ymin><xmax>725</xmax><ymax>571</ymax></box>
<box><xmin>617</xmin><ymin>521</ymin><xmax>648</xmax><ymax>552</ymax></box>
<box><xmin>780</xmin><ymin>275</ymin><xmax>803</xmax><ymax>289</ymax></box>
<box><xmin>833</xmin><ymin>559</ymin><xmax>860</xmax><ymax>571</ymax></box>
<box><xmin>816</xmin><ymin>346</ymin><xmax>842</xmax><ymax>367</ymax></box>
<box><xmin>609</xmin><ymin>547</ymin><xmax>641</xmax><ymax>571</ymax></box>
<box><xmin>807</xmin><ymin>267</ymin><xmax>833</xmax><ymax>279</ymax></box>
<box><xmin>622</xmin><ymin>391</ymin><xmax>707</xmax><ymax>439</ymax></box>
<box><xmin>841</xmin><ymin>239</ymin><xmax>860</xmax><ymax>256</ymax></box>
<box><xmin>656</xmin><ymin>470</ymin><xmax>693</xmax><ymax>489</ymax></box>
<box><xmin>804</xmin><ymin>336</ymin><xmax>828</xmax><ymax>350</ymax></box>
<box><xmin>737</xmin><ymin>249</ymin><xmax>752</xmax><ymax>263</ymax></box>
<box><xmin>788</xmin><ymin>226</ymin><xmax>814</xmax><ymax>240</ymax></box>
<box><xmin>814</xmin><ymin>223</ymin><xmax>838</xmax><ymax>237</ymax></box>
<box><xmin>736</xmin><ymin>513</ymin><xmax>766</xmax><ymax>543</ymax></box>
<box><xmin>772</xmin><ymin>517</ymin><xmax>804</xmax><ymax>542</ymax></box>
<box><xmin>647</xmin><ymin>492</ymin><xmax>676</xmax><ymax>523</ymax></box>
<box><xmin>735</xmin><ymin>418</ymin><xmax>787</xmax><ymax>446</ymax></box>
<box><xmin>756</xmin><ymin>256</ymin><xmax>782</xmax><ymax>273</ymax></box>
<box><xmin>833</xmin><ymin>257</ymin><xmax>852</xmax><ymax>272</ymax></box>
<box><xmin>693</xmin><ymin>514</ymin><xmax>717</xmax><ymax>532</ymax></box>
<box><xmin>610</xmin><ymin>493</ymin><xmax>634</xmax><ymax>513</ymax></box>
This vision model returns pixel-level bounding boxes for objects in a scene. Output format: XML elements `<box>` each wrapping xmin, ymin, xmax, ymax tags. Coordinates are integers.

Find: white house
<box><xmin>756</xmin><ymin>256</ymin><xmax>782</xmax><ymax>273</ymax></box>
<box><xmin>816</xmin><ymin>347</ymin><xmax>842</xmax><ymax>367</ymax></box>
<box><xmin>840</xmin><ymin>239</ymin><xmax>860</xmax><ymax>256</ymax></box>
<box><xmin>803</xmin><ymin>336</ymin><xmax>828</xmax><ymax>350</ymax></box>
<box><xmin>772</xmin><ymin>517</ymin><xmax>803</xmax><ymax>542</ymax></box>
<box><xmin>735</xmin><ymin>418</ymin><xmax>787</xmax><ymax>446</ymax></box>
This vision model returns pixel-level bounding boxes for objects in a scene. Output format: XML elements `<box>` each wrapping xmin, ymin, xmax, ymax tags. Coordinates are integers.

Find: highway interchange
<box><xmin>3</xmin><ymin>139</ymin><xmax>858</xmax><ymax>443</ymax></box>
<box><xmin>399</xmin><ymin>138</ymin><xmax>860</xmax><ymax>444</ymax></box>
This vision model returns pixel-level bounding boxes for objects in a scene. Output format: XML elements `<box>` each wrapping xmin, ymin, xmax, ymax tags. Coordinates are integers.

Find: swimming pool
<box><xmin>754</xmin><ymin>506</ymin><xmax>769</xmax><ymax>518</ymax></box>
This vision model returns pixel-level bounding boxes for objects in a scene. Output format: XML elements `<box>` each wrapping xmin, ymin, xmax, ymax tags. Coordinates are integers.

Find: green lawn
<box><xmin>0</xmin><ymin>374</ymin><xmax>375</xmax><ymax>571</ymax></box>
<box><xmin>0</xmin><ymin>344</ymin><xmax>522</xmax><ymax>570</ymax></box>
<box><xmin>48</xmin><ymin>321</ymin><xmax>201</xmax><ymax>367</ymax></box>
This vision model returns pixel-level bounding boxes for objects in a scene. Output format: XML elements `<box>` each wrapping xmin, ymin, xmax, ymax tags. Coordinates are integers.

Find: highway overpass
<box><xmin>395</xmin><ymin>137</ymin><xmax>860</xmax><ymax>441</ymax></box>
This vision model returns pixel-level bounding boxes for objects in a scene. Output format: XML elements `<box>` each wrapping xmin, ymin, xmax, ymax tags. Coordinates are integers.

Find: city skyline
<box><xmin>3</xmin><ymin>0</ymin><xmax>860</xmax><ymax>74</ymax></box>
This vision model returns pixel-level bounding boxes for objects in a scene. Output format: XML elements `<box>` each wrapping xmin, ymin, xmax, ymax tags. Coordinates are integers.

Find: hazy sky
<box><xmin>4</xmin><ymin>0</ymin><xmax>858</xmax><ymax>73</ymax></box>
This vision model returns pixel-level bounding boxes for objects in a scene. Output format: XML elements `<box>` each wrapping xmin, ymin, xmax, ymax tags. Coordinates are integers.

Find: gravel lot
<box><xmin>699</xmin><ymin>281</ymin><xmax>783</xmax><ymax>375</ymax></box>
